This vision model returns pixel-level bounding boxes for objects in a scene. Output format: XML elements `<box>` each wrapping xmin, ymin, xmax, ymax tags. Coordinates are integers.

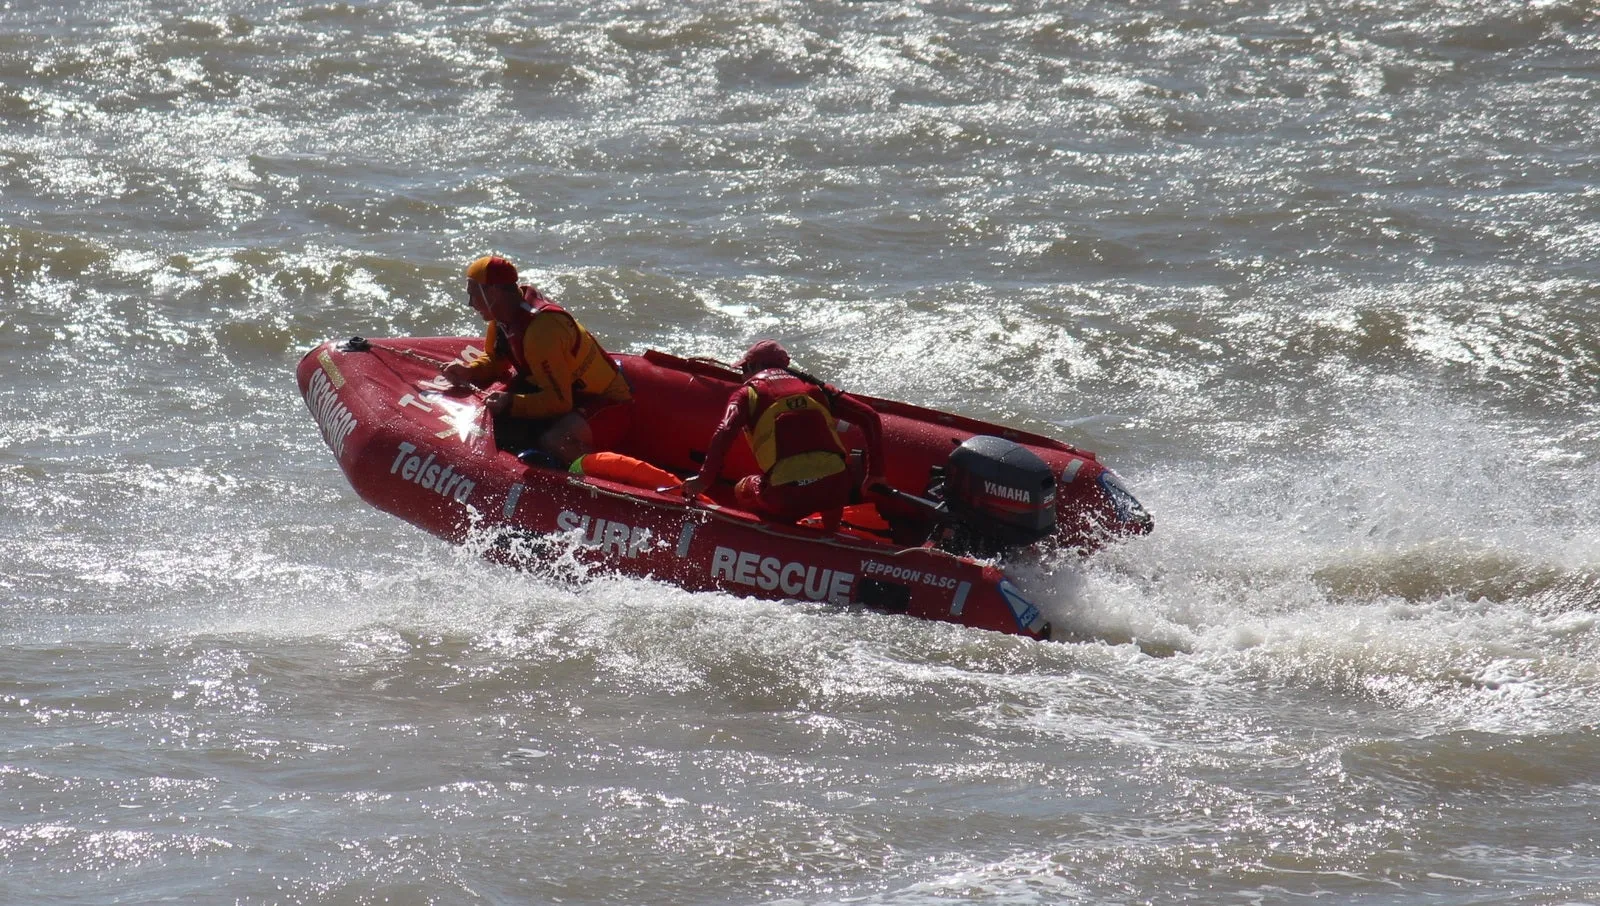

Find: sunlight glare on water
<box><xmin>2</xmin><ymin>0</ymin><xmax>1599</xmax><ymax>903</ymax></box>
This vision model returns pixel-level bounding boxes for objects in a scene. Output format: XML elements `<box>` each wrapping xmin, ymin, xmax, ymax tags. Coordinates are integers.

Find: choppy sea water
<box><xmin>3</xmin><ymin>1</ymin><xmax>1599</xmax><ymax>903</ymax></box>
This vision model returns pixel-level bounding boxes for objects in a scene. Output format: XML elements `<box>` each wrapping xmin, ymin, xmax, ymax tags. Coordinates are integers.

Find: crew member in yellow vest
<box><xmin>443</xmin><ymin>255</ymin><xmax>632</xmax><ymax>465</ymax></box>
<box><xmin>680</xmin><ymin>340</ymin><xmax>885</xmax><ymax>530</ymax></box>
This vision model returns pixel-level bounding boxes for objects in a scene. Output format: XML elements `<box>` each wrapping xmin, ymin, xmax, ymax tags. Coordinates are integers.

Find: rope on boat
<box><xmin>342</xmin><ymin>336</ymin><xmax>493</xmax><ymax>400</ymax></box>
<box><xmin>685</xmin><ymin>355</ymin><xmax>739</xmax><ymax>372</ymax></box>
<box><xmin>562</xmin><ymin>472</ymin><xmax>964</xmax><ymax>560</ymax></box>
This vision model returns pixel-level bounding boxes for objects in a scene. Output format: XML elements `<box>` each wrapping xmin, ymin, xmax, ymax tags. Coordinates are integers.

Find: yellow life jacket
<box><xmin>743</xmin><ymin>371</ymin><xmax>848</xmax><ymax>486</ymax></box>
<box><xmin>497</xmin><ymin>288</ymin><xmax>626</xmax><ymax>400</ymax></box>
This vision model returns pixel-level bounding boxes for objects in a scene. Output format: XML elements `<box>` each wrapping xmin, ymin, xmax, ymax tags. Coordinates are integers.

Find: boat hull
<box><xmin>298</xmin><ymin>337</ymin><xmax>1149</xmax><ymax>640</ymax></box>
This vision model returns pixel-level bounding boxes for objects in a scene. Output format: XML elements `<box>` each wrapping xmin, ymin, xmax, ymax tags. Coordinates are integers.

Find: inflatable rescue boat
<box><xmin>297</xmin><ymin>337</ymin><xmax>1152</xmax><ymax>640</ymax></box>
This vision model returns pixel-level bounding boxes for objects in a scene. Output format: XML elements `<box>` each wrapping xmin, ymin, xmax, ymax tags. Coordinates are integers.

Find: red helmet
<box><xmin>735</xmin><ymin>339</ymin><xmax>791</xmax><ymax>373</ymax></box>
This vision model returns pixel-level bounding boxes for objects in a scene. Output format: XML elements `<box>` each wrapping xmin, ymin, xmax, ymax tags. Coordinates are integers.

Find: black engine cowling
<box><xmin>927</xmin><ymin>436</ymin><xmax>1058</xmax><ymax>556</ymax></box>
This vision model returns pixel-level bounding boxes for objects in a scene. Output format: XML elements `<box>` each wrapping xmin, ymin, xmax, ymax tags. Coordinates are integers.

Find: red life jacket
<box><xmin>741</xmin><ymin>370</ymin><xmax>849</xmax><ymax>486</ymax></box>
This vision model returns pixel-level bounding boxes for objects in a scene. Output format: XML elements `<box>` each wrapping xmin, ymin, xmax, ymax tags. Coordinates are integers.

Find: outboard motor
<box><xmin>925</xmin><ymin>436</ymin><xmax>1057</xmax><ymax>557</ymax></box>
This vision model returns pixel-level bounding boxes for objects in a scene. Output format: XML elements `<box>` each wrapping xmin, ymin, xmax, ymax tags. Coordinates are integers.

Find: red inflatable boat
<box><xmin>297</xmin><ymin>336</ymin><xmax>1152</xmax><ymax>640</ymax></box>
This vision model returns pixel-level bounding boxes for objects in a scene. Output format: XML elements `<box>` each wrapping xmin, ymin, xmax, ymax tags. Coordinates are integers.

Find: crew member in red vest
<box><xmin>680</xmin><ymin>340</ymin><xmax>885</xmax><ymax>529</ymax></box>
<box><xmin>443</xmin><ymin>255</ymin><xmax>632</xmax><ymax>465</ymax></box>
